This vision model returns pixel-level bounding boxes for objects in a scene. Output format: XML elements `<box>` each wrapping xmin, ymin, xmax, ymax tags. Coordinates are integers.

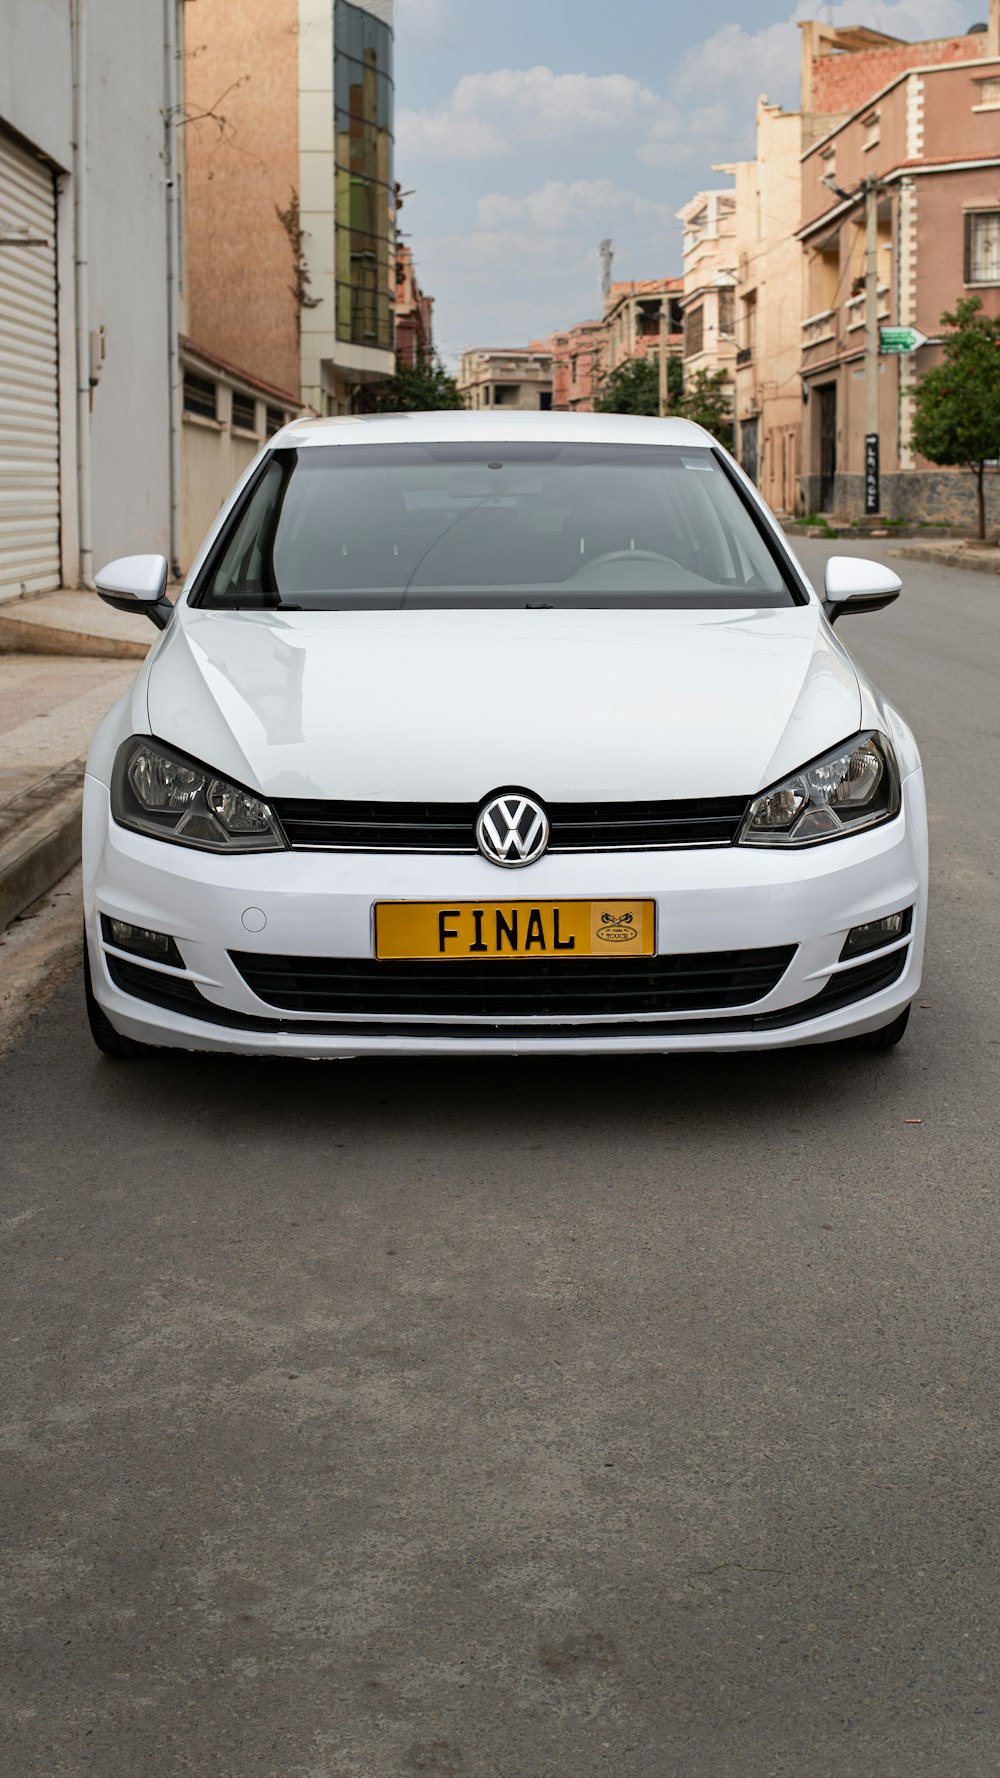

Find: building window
<box><xmin>183</xmin><ymin>371</ymin><xmax>217</xmax><ymax>421</ymax></box>
<box><xmin>539</xmin><ymin>390</ymin><xmax>552</xmax><ymax>411</ymax></box>
<box><xmin>266</xmin><ymin>406</ymin><xmax>286</xmax><ymax>435</ymax></box>
<box><xmin>231</xmin><ymin>392</ymin><xmax>258</xmax><ymax>433</ymax></box>
<box><xmin>718</xmin><ymin>288</ymin><xmax>735</xmax><ymax>337</ymax></box>
<box><xmin>973</xmin><ymin>75</ymin><xmax>1000</xmax><ymax>110</ymax></box>
<box><xmin>965</xmin><ymin>211</ymin><xmax>1000</xmax><ymax>284</ymax></box>
<box><xmin>334</xmin><ymin>0</ymin><xmax>394</xmax><ymax>353</ymax></box>
<box><xmin>685</xmin><ymin>305</ymin><xmax>704</xmax><ymax>358</ymax></box>
<box><xmin>863</xmin><ymin>110</ymin><xmax>880</xmax><ymax>151</ymax></box>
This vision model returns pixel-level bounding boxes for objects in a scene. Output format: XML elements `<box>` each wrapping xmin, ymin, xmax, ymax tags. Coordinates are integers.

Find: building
<box><xmin>798</xmin><ymin>3</ymin><xmax>1000</xmax><ymax>522</ymax></box>
<box><xmin>457</xmin><ymin>345</ymin><xmax>554</xmax><ymax>411</ymax></box>
<box><xmin>676</xmin><ymin>191</ymin><xmax>737</xmax><ymax>425</ymax></box>
<box><xmin>547</xmin><ymin>281</ymin><xmax>682</xmax><ymax>415</ymax></box>
<box><xmin>602</xmin><ymin>277</ymin><xmax>684</xmax><ymax>392</ymax></box>
<box><xmin>549</xmin><ymin>319</ymin><xmax>604</xmax><ymax>413</ymax></box>
<box><xmin>394</xmin><ymin>241</ymin><xmax>434</xmax><ymax>368</ymax></box>
<box><xmin>183</xmin><ymin>0</ymin><xmax>395</xmax><ymax>423</ymax></box>
<box><xmin>0</xmin><ymin>0</ymin><xmax>178</xmax><ymax>594</ymax></box>
<box><xmin>727</xmin><ymin>101</ymin><xmax>803</xmax><ymax>514</ymax></box>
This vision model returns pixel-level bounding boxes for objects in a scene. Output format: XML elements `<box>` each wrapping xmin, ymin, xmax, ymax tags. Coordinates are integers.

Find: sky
<box><xmin>391</xmin><ymin>0</ymin><xmax>983</xmax><ymax>362</ymax></box>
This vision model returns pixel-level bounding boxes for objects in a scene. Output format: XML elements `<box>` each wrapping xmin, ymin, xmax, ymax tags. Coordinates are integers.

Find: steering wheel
<box><xmin>577</xmin><ymin>548</ymin><xmax>676</xmax><ymax>567</ymax></box>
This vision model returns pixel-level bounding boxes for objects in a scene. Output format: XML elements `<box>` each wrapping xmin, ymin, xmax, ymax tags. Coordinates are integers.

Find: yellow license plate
<box><xmin>374</xmin><ymin>900</ymin><xmax>655</xmax><ymax>961</ymax></box>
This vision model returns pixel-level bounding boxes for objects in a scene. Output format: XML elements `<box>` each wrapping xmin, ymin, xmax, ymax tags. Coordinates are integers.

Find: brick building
<box><xmin>184</xmin><ymin>0</ymin><xmax>396</xmax><ymax>422</ymax></box>
<box><xmin>798</xmin><ymin>4</ymin><xmax>1000</xmax><ymax>524</ymax></box>
<box><xmin>393</xmin><ymin>242</ymin><xmax>434</xmax><ymax>368</ymax></box>
<box><xmin>549</xmin><ymin>319</ymin><xmax>604</xmax><ymax>412</ymax></box>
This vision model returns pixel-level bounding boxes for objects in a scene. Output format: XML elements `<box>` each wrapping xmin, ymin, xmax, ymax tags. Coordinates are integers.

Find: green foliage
<box><xmin>594</xmin><ymin>356</ymin><xmax>660</xmax><ymax>415</ymax></box>
<box><xmin>675</xmin><ymin>367</ymin><xmax>734</xmax><ymax>451</ymax></box>
<box><xmin>360</xmin><ymin>347</ymin><xmax>464</xmax><ymax>413</ymax></box>
<box><xmin>910</xmin><ymin>297</ymin><xmax>1000</xmax><ymax>539</ymax></box>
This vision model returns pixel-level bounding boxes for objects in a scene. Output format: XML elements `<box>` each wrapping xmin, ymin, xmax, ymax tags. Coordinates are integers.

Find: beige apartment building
<box><xmin>676</xmin><ymin>191</ymin><xmax>737</xmax><ymax>429</ymax></box>
<box><xmin>457</xmin><ymin>346</ymin><xmax>554</xmax><ymax>411</ymax></box>
<box><xmin>798</xmin><ymin>5</ymin><xmax>1000</xmax><ymax>523</ymax></box>
<box><xmin>726</xmin><ymin>101</ymin><xmax>803</xmax><ymax>514</ymax></box>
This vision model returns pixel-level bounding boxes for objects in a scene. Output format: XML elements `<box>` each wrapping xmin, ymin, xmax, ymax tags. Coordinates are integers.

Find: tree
<box><xmin>676</xmin><ymin>367</ymin><xmax>734</xmax><ymax>451</ymax></box>
<box><xmin>594</xmin><ymin>357</ymin><xmax>660</xmax><ymax>415</ymax></box>
<box><xmin>910</xmin><ymin>297</ymin><xmax>1000</xmax><ymax>540</ymax></box>
<box><xmin>359</xmin><ymin>346</ymin><xmax>464</xmax><ymax>413</ymax></box>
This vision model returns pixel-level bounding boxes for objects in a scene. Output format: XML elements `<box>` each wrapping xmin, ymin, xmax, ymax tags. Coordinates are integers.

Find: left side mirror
<box><xmin>95</xmin><ymin>554</ymin><xmax>173</xmax><ymax>630</ymax></box>
<box><xmin>823</xmin><ymin>555</ymin><xmax>901</xmax><ymax>624</ymax></box>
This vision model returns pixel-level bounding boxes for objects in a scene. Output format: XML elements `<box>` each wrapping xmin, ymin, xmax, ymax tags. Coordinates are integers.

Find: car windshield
<box><xmin>194</xmin><ymin>441</ymin><xmax>796</xmax><ymax>611</ymax></box>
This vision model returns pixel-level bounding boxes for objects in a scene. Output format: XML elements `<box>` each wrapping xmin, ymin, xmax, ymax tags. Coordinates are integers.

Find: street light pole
<box><xmin>864</xmin><ymin>175</ymin><xmax>880</xmax><ymax>517</ymax></box>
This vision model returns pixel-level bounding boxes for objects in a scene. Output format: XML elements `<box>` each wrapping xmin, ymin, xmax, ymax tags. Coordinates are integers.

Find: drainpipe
<box><xmin>163</xmin><ymin>0</ymin><xmax>182</xmax><ymax>580</ymax></box>
<box><xmin>70</xmin><ymin>0</ymin><xmax>94</xmax><ymax>588</ymax></box>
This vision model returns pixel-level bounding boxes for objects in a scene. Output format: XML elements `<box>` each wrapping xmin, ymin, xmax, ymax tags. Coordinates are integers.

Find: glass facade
<box><xmin>334</xmin><ymin>0</ymin><xmax>394</xmax><ymax>353</ymax></box>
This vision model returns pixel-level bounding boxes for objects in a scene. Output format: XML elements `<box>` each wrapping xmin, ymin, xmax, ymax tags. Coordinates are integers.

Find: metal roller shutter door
<box><xmin>0</xmin><ymin>130</ymin><xmax>60</xmax><ymax>596</ymax></box>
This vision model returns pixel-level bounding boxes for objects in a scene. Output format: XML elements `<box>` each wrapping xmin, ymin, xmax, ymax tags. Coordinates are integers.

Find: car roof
<box><xmin>272</xmin><ymin>410</ymin><xmax>718</xmax><ymax>450</ymax></box>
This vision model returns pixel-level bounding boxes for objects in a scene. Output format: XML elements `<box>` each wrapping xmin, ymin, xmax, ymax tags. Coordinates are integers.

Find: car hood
<box><xmin>145</xmin><ymin>604</ymin><xmax>861</xmax><ymax>802</ymax></box>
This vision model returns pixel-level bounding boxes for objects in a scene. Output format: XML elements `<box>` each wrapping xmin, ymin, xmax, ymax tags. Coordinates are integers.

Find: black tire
<box><xmin>83</xmin><ymin>931</ymin><xmax>157</xmax><ymax>1059</ymax></box>
<box><xmin>849</xmin><ymin>1003</ymin><xmax>911</xmax><ymax>1052</ymax></box>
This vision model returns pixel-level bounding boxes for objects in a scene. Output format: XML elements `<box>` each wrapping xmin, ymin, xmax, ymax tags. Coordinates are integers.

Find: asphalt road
<box><xmin>3</xmin><ymin>540</ymin><xmax>999</xmax><ymax>1778</ymax></box>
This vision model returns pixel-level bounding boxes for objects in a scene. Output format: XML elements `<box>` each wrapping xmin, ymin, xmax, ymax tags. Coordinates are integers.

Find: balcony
<box><xmin>845</xmin><ymin>284</ymin><xmax>892</xmax><ymax>332</ymax></box>
<box><xmin>801</xmin><ymin>309</ymin><xmax>836</xmax><ymax>350</ymax></box>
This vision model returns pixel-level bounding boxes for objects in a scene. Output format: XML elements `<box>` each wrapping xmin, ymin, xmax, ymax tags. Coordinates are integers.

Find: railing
<box><xmin>800</xmin><ymin>308</ymin><xmax>836</xmax><ymax>350</ymax></box>
<box><xmin>845</xmin><ymin>284</ymin><xmax>892</xmax><ymax>331</ymax></box>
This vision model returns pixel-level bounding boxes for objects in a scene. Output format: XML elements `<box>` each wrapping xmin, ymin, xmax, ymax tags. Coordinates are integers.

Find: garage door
<box><xmin>0</xmin><ymin>129</ymin><xmax>60</xmax><ymax>596</ymax></box>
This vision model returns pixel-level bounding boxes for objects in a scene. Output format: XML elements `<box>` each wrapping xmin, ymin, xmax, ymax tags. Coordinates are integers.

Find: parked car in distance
<box><xmin>83</xmin><ymin>411</ymin><xmax>926</xmax><ymax>1060</ymax></box>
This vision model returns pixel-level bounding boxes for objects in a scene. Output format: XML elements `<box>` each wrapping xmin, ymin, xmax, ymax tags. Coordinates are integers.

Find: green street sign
<box><xmin>879</xmin><ymin>326</ymin><xmax>930</xmax><ymax>355</ymax></box>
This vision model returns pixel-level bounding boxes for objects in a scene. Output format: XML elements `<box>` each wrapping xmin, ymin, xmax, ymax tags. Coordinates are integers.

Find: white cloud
<box><xmin>477</xmin><ymin>179</ymin><xmax>675</xmax><ymax>233</ymax></box>
<box><xmin>397</xmin><ymin>66</ymin><xmax>664</xmax><ymax>160</ymax></box>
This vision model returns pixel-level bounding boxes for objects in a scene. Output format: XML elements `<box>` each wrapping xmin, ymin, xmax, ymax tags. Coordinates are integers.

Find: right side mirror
<box><xmin>95</xmin><ymin>554</ymin><xmax>173</xmax><ymax>630</ymax></box>
<box><xmin>823</xmin><ymin>555</ymin><xmax>901</xmax><ymax>624</ymax></box>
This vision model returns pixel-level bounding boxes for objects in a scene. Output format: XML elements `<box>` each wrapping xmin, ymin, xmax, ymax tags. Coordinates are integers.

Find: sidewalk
<box><xmin>0</xmin><ymin>588</ymin><xmax>150</xmax><ymax>933</ymax></box>
<box><xmin>0</xmin><ymin>586</ymin><xmax>152</xmax><ymax>657</ymax></box>
<box><xmin>887</xmin><ymin>538</ymin><xmax>1000</xmax><ymax>577</ymax></box>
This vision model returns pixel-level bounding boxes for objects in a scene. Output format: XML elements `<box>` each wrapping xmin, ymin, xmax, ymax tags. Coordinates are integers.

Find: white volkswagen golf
<box><xmin>83</xmin><ymin>412</ymin><xmax>926</xmax><ymax>1060</ymax></box>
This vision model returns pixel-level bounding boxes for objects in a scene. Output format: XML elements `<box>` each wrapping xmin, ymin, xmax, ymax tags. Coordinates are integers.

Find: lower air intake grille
<box><xmin>228</xmin><ymin>947</ymin><xmax>796</xmax><ymax>1018</ymax></box>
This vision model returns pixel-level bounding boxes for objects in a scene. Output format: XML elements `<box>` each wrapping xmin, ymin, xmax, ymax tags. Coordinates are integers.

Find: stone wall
<box><xmin>799</xmin><ymin>470</ymin><xmax>1000</xmax><ymax>531</ymax></box>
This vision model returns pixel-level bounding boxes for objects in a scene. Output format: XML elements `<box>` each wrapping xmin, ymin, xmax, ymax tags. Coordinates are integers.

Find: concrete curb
<box><xmin>0</xmin><ymin>782</ymin><xmax>83</xmax><ymax>933</ymax></box>
<box><xmin>890</xmin><ymin>546</ymin><xmax>1000</xmax><ymax>577</ymax></box>
<box><xmin>0</xmin><ymin>610</ymin><xmax>148</xmax><ymax>660</ymax></box>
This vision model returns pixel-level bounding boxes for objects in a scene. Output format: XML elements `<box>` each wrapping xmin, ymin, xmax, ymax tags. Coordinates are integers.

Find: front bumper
<box><xmin>83</xmin><ymin>772</ymin><xmax>927</xmax><ymax>1058</ymax></box>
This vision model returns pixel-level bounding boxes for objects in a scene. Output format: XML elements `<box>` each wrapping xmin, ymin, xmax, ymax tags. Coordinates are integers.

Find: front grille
<box><xmin>229</xmin><ymin>947</ymin><xmax>796</xmax><ymax>1018</ymax></box>
<box><xmin>269</xmin><ymin>796</ymin><xmax>750</xmax><ymax>853</ymax></box>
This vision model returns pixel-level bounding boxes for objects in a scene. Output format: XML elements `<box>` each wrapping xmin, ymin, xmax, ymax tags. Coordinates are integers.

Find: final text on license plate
<box><xmin>374</xmin><ymin>900</ymin><xmax>655</xmax><ymax>961</ymax></box>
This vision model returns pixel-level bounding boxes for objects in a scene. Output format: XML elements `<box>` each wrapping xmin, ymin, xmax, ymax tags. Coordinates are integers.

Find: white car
<box><xmin>83</xmin><ymin>412</ymin><xmax>926</xmax><ymax>1060</ymax></box>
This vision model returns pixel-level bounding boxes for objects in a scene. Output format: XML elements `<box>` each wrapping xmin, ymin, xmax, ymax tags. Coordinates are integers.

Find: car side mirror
<box><xmin>95</xmin><ymin>554</ymin><xmax>173</xmax><ymax>630</ymax></box>
<box><xmin>823</xmin><ymin>555</ymin><xmax>901</xmax><ymax>624</ymax></box>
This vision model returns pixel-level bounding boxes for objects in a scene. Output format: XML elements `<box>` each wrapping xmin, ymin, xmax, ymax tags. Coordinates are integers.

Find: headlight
<box><xmin>111</xmin><ymin>738</ymin><xmax>285</xmax><ymax>852</ymax></box>
<box><xmin>739</xmin><ymin>731</ymin><xmax>900</xmax><ymax>847</ymax></box>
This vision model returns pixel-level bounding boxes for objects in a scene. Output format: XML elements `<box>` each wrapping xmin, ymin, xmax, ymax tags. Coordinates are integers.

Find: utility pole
<box><xmin>658</xmin><ymin>296</ymin><xmax>667</xmax><ymax>417</ymax></box>
<box><xmin>864</xmin><ymin>175</ymin><xmax>880</xmax><ymax>517</ymax></box>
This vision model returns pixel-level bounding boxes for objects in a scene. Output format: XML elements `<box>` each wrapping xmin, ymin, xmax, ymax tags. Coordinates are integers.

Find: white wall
<box><xmin>0</xmin><ymin>0</ymin><xmax>171</xmax><ymax>582</ymax></box>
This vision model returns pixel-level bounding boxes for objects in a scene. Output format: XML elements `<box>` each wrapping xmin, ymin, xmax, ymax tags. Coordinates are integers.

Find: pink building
<box><xmin>394</xmin><ymin>243</ymin><xmax>434</xmax><ymax>369</ymax></box>
<box><xmin>798</xmin><ymin>3</ymin><xmax>1000</xmax><ymax>522</ymax></box>
<box><xmin>549</xmin><ymin>318</ymin><xmax>604</xmax><ymax>411</ymax></box>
